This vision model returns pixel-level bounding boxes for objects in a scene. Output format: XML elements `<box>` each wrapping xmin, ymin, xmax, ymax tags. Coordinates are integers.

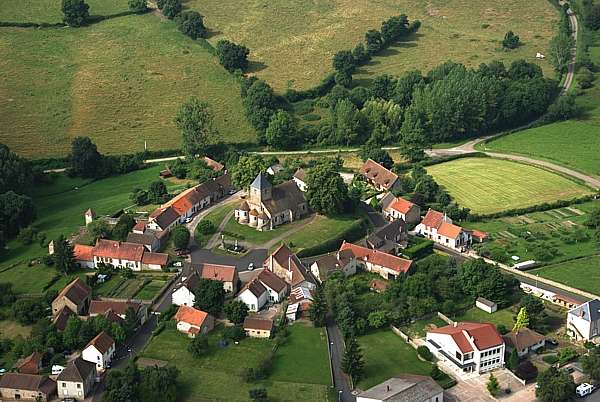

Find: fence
<box><xmin>437</xmin><ymin>311</ymin><xmax>455</xmax><ymax>326</ymax></box>
<box><xmin>390</xmin><ymin>325</ymin><xmax>420</xmax><ymax>350</ymax></box>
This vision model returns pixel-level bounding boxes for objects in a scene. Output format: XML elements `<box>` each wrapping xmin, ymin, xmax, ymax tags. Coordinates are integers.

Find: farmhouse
<box><xmin>200</xmin><ymin>263</ymin><xmax>238</xmax><ymax>293</ymax></box>
<box><xmin>234</xmin><ymin>172</ymin><xmax>308</xmax><ymax>231</ymax></box>
<box><xmin>359</xmin><ymin>159</ymin><xmax>400</xmax><ymax>192</ymax></box>
<box><xmin>415</xmin><ymin>209</ymin><xmax>471</xmax><ymax>251</ymax></box>
<box><xmin>172</xmin><ymin>271</ymin><xmax>200</xmax><ymax>307</ymax></box>
<box><xmin>257</xmin><ymin>269</ymin><xmax>288</xmax><ymax>303</ymax></box>
<box><xmin>147</xmin><ymin>206</ymin><xmax>180</xmax><ymax>232</ymax></box>
<box><xmin>0</xmin><ymin>373</ymin><xmax>56</xmax><ymax>402</ymax></box>
<box><xmin>237</xmin><ymin>278</ymin><xmax>268</xmax><ymax>312</ymax></box>
<box><xmin>74</xmin><ymin>244</ymin><xmax>95</xmax><ymax>269</ymax></box>
<box><xmin>293</xmin><ymin>168</ymin><xmax>307</xmax><ymax>191</ymax></box>
<box><xmin>381</xmin><ymin>194</ymin><xmax>421</xmax><ymax>225</ymax></box>
<box><xmin>425</xmin><ymin>322</ymin><xmax>505</xmax><ymax>375</ymax></box>
<box><xmin>503</xmin><ymin>328</ymin><xmax>545</xmax><ymax>357</ymax></box>
<box><xmin>126</xmin><ymin>228</ymin><xmax>167</xmax><ymax>252</ymax></box>
<box><xmin>310</xmin><ymin>249</ymin><xmax>357</xmax><ymax>283</ymax></box>
<box><xmin>15</xmin><ymin>352</ymin><xmax>43</xmax><ymax>375</ymax></box>
<box><xmin>56</xmin><ymin>357</ymin><xmax>96</xmax><ymax>401</ymax></box>
<box><xmin>89</xmin><ymin>300</ymin><xmax>148</xmax><ymax>325</ymax></box>
<box><xmin>243</xmin><ymin>317</ymin><xmax>274</xmax><ymax>338</ymax></box>
<box><xmin>339</xmin><ymin>242</ymin><xmax>412</xmax><ymax>280</ymax></box>
<box><xmin>475</xmin><ymin>297</ymin><xmax>497</xmax><ymax>314</ymax></box>
<box><xmin>52</xmin><ymin>278</ymin><xmax>92</xmax><ymax>317</ymax></box>
<box><xmin>264</xmin><ymin>244</ymin><xmax>316</xmax><ymax>289</ymax></box>
<box><xmin>356</xmin><ymin>374</ymin><xmax>443</xmax><ymax>402</ymax></box>
<box><xmin>567</xmin><ymin>299</ymin><xmax>600</xmax><ymax>342</ymax></box>
<box><xmin>82</xmin><ymin>331</ymin><xmax>115</xmax><ymax>371</ymax></box>
<box><xmin>365</xmin><ymin>219</ymin><xmax>408</xmax><ymax>253</ymax></box>
<box><xmin>174</xmin><ymin>306</ymin><xmax>214</xmax><ymax>338</ymax></box>
<box><xmin>78</xmin><ymin>239</ymin><xmax>169</xmax><ymax>271</ymax></box>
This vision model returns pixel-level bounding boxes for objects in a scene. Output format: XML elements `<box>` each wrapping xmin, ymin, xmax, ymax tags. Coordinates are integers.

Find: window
<box><xmin>62</xmin><ymin>383</ymin><xmax>67</xmax><ymax>388</ymax></box>
<box><xmin>77</xmin><ymin>383</ymin><xmax>81</xmax><ymax>389</ymax></box>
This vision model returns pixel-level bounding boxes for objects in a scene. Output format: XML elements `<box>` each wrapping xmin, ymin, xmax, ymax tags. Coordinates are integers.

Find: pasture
<box><xmin>193</xmin><ymin>0</ymin><xmax>557</xmax><ymax>91</ymax></box>
<box><xmin>482</xmin><ymin>31</ymin><xmax>600</xmax><ymax>178</ymax></box>
<box><xmin>531</xmin><ymin>256</ymin><xmax>600</xmax><ymax>296</ymax></box>
<box><xmin>0</xmin><ymin>8</ymin><xmax>254</xmax><ymax>158</ymax></box>
<box><xmin>426</xmin><ymin>158</ymin><xmax>592</xmax><ymax>214</ymax></box>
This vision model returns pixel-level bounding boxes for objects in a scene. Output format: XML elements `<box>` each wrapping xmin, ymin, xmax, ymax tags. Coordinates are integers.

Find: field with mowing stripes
<box><xmin>531</xmin><ymin>256</ymin><xmax>600</xmax><ymax>295</ymax></box>
<box><xmin>426</xmin><ymin>158</ymin><xmax>592</xmax><ymax>214</ymax></box>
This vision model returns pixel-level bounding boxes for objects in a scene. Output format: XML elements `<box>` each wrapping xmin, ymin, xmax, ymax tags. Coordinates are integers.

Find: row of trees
<box><xmin>61</xmin><ymin>0</ymin><xmax>147</xmax><ymax>27</ymax></box>
<box><xmin>70</xmin><ymin>136</ymin><xmax>145</xmax><ymax>179</ymax></box>
<box><xmin>105</xmin><ymin>362</ymin><xmax>180</xmax><ymax>402</ymax></box>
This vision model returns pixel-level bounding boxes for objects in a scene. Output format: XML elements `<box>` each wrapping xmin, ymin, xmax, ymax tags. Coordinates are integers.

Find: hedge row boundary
<box><xmin>296</xmin><ymin>218</ymin><xmax>369</xmax><ymax>258</ymax></box>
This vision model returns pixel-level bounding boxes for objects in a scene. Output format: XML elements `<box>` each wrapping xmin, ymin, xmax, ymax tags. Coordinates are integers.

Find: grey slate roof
<box><xmin>250</xmin><ymin>172</ymin><xmax>272</xmax><ymax>191</ymax></box>
<box><xmin>57</xmin><ymin>357</ymin><xmax>96</xmax><ymax>383</ymax></box>
<box><xmin>476</xmin><ymin>297</ymin><xmax>497</xmax><ymax>308</ymax></box>
<box><xmin>154</xmin><ymin>206</ymin><xmax>180</xmax><ymax>229</ymax></box>
<box><xmin>570</xmin><ymin>299</ymin><xmax>600</xmax><ymax>322</ymax></box>
<box><xmin>127</xmin><ymin>232</ymin><xmax>157</xmax><ymax>246</ymax></box>
<box><xmin>262</xmin><ymin>180</ymin><xmax>306</xmax><ymax>215</ymax></box>
<box><xmin>357</xmin><ymin>374</ymin><xmax>442</xmax><ymax>402</ymax></box>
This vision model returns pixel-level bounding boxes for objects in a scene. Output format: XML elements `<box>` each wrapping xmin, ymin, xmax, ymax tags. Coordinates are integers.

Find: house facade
<box><xmin>0</xmin><ymin>373</ymin><xmax>56</xmax><ymax>402</ymax></box>
<box><xmin>237</xmin><ymin>279</ymin><xmax>268</xmax><ymax>312</ymax></box>
<box><xmin>75</xmin><ymin>239</ymin><xmax>169</xmax><ymax>271</ymax></box>
<box><xmin>52</xmin><ymin>278</ymin><xmax>92</xmax><ymax>317</ymax></box>
<box><xmin>339</xmin><ymin>242</ymin><xmax>412</xmax><ymax>281</ymax></box>
<box><xmin>359</xmin><ymin>159</ymin><xmax>400</xmax><ymax>192</ymax></box>
<box><xmin>257</xmin><ymin>269</ymin><xmax>288</xmax><ymax>303</ymax></box>
<box><xmin>244</xmin><ymin>317</ymin><xmax>274</xmax><ymax>338</ymax></box>
<box><xmin>293</xmin><ymin>168</ymin><xmax>307</xmax><ymax>192</ymax></box>
<box><xmin>567</xmin><ymin>299</ymin><xmax>600</xmax><ymax>341</ymax></box>
<box><xmin>426</xmin><ymin>322</ymin><xmax>505</xmax><ymax>375</ymax></box>
<box><xmin>82</xmin><ymin>331</ymin><xmax>115</xmax><ymax>371</ymax></box>
<box><xmin>357</xmin><ymin>374</ymin><xmax>443</xmax><ymax>402</ymax></box>
<box><xmin>381</xmin><ymin>194</ymin><xmax>421</xmax><ymax>225</ymax></box>
<box><xmin>172</xmin><ymin>271</ymin><xmax>200</xmax><ymax>307</ymax></box>
<box><xmin>89</xmin><ymin>300</ymin><xmax>148</xmax><ymax>325</ymax></box>
<box><xmin>56</xmin><ymin>357</ymin><xmax>96</xmax><ymax>401</ymax></box>
<box><xmin>310</xmin><ymin>250</ymin><xmax>357</xmax><ymax>283</ymax></box>
<box><xmin>415</xmin><ymin>209</ymin><xmax>471</xmax><ymax>251</ymax></box>
<box><xmin>234</xmin><ymin>173</ymin><xmax>308</xmax><ymax>231</ymax></box>
<box><xmin>503</xmin><ymin>328</ymin><xmax>545</xmax><ymax>357</ymax></box>
<box><xmin>264</xmin><ymin>244</ymin><xmax>316</xmax><ymax>289</ymax></box>
<box><xmin>174</xmin><ymin>306</ymin><xmax>214</xmax><ymax>338</ymax></box>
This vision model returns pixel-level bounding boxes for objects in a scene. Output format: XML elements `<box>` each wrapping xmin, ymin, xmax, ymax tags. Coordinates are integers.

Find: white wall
<box><xmin>237</xmin><ymin>289</ymin><xmax>267</xmax><ymax>312</ymax></box>
<box><xmin>568</xmin><ymin>313</ymin><xmax>592</xmax><ymax>340</ymax></box>
<box><xmin>172</xmin><ymin>286</ymin><xmax>195</xmax><ymax>307</ymax></box>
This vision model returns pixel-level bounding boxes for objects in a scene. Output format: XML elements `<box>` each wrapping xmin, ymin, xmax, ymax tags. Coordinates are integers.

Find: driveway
<box><xmin>191</xmin><ymin>247</ymin><xmax>268</xmax><ymax>273</ymax></box>
<box><xmin>445</xmin><ymin>369</ymin><xmax>533</xmax><ymax>402</ymax></box>
<box><xmin>326</xmin><ymin>315</ymin><xmax>355</xmax><ymax>402</ymax></box>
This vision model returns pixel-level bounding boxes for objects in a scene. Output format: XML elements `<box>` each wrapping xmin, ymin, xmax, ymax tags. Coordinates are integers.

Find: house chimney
<box><xmin>386</xmin><ymin>385</ymin><xmax>390</xmax><ymax>392</ymax></box>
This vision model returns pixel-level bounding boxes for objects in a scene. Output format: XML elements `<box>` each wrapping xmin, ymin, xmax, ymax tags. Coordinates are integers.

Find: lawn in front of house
<box><xmin>134</xmin><ymin>279</ymin><xmax>168</xmax><ymax>301</ymax></box>
<box><xmin>401</xmin><ymin>316</ymin><xmax>448</xmax><ymax>339</ymax></box>
<box><xmin>531</xmin><ymin>256</ymin><xmax>600</xmax><ymax>296</ymax></box>
<box><xmin>270</xmin><ymin>322</ymin><xmax>331</xmax><ymax>386</ymax></box>
<box><xmin>426</xmin><ymin>158</ymin><xmax>593</xmax><ymax>214</ymax></box>
<box><xmin>222</xmin><ymin>213</ymin><xmax>314</xmax><ymax>245</ymax></box>
<box><xmin>452</xmin><ymin>306</ymin><xmax>516</xmax><ymax>330</ymax></box>
<box><xmin>141</xmin><ymin>326</ymin><xmax>328</xmax><ymax>401</ymax></box>
<box><xmin>357</xmin><ymin>330</ymin><xmax>433</xmax><ymax>389</ymax></box>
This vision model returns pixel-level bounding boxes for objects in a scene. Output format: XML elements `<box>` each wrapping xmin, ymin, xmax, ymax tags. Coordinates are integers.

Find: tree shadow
<box><xmin>204</xmin><ymin>28</ymin><xmax>222</xmax><ymax>40</ymax></box>
<box><xmin>246</xmin><ymin>60</ymin><xmax>268</xmax><ymax>74</ymax></box>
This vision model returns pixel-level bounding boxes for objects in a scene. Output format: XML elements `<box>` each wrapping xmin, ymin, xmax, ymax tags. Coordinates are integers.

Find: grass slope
<box><xmin>426</xmin><ymin>158</ymin><xmax>592</xmax><ymax>214</ymax></box>
<box><xmin>0</xmin><ymin>0</ymin><xmax>129</xmax><ymax>23</ymax></box>
<box><xmin>192</xmin><ymin>0</ymin><xmax>557</xmax><ymax>90</ymax></box>
<box><xmin>483</xmin><ymin>31</ymin><xmax>600</xmax><ymax>177</ymax></box>
<box><xmin>531</xmin><ymin>256</ymin><xmax>600</xmax><ymax>295</ymax></box>
<box><xmin>0</xmin><ymin>13</ymin><xmax>254</xmax><ymax>158</ymax></box>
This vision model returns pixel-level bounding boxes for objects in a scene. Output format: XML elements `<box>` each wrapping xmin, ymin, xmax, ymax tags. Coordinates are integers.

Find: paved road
<box><xmin>560</xmin><ymin>0</ymin><xmax>578</xmax><ymax>94</ymax></box>
<box><xmin>326</xmin><ymin>315</ymin><xmax>355</xmax><ymax>402</ymax></box>
<box><xmin>191</xmin><ymin>247</ymin><xmax>268</xmax><ymax>273</ymax></box>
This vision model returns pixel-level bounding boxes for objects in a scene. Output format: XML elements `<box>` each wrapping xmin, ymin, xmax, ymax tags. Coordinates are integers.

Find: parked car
<box><xmin>229</xmin><ymin>189</ymin><xmax>236</xmax><ymax>195</ymax></box>
<box><xmin>175</xmin><ymin>249</ymin><xmax>190</xmax><ymax>256</ymax></box>
<box><xmin>185</xmin><ymin>217</ymin><xmax>192</xmax><ymax>223</ymax></box>
<box><xmin>566</xmin><ymin>367</ymin><xmax>575</xmax><ymax>374</ymax></box>
<box><xmin>172</xmin><ymin>261</ymin><xmax>183</xmax><ymax>267</ymax></box>
<box><xmin>62</xmin><ymin>399</ymin><xmax>75</xmax><ymax>402</ymax></box>
<box><xmin>547</xmin><ymin>338</ymin><xmax>559</xmax><ymax>346</ymax></box>
<box><xmin>0</xmin><ymin>368</ymin><xmax>6</xmax><ymax>375</ymax></box>
<box><xmin>52</xmin><ymin>365</ymin><xmax>65</xmax><ymax>375</ymax></box>
<box><xmin>247</xmin><ymin>262</ymin><xmax>255</xmax><ymax>271</ymax></box>
<box><xmin>576</xmin><ymin>383</ymin><xmax>595</xmax><ymax>397</ymax></box>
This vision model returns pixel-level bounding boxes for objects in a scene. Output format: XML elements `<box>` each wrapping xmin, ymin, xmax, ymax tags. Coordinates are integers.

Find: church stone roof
<box><xmin>250</xmin><ymin>172</ymin><xmax>272</xmax><ymax>191</ymax></box>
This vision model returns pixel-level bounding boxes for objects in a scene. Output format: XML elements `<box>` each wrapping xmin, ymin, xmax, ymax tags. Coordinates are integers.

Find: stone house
<box><xmin>52</xmin><ymin>278</ymin><xmax>92</xmax><ymax>317</ymax></box>
<box><xmin>0</xmin><ymin>373</ymin><xmax>56</xmax><ymax>401</ymax></box>
<box><xmin>56</xmin><ymin>357</ymin><xmax>97</xmax><ymax>401</ymax></box>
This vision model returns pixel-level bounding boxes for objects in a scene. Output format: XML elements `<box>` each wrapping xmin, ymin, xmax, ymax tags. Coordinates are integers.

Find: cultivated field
<box><xmin>532</xmin><ymin>256</ymin><xmax>600</xmax><ymax>296</ymax></box>
<box><xmin>0</xmin><ymin>5</ymin><xmax>254</xmax><ymax>158</ymax></box>
<box><xmin>426</xmin><ymin>158</ymin><xmax>593</xmax><ymax>214</ymax></box>
<box><xmin>482</xmin><ymin>31</ymin><xmax>600</xmax><ymax>178</ymax></box>
<box><xmin>193</xmin><ymin>0</ymin><xmax>557</xmax><ymax>91</ymax></box>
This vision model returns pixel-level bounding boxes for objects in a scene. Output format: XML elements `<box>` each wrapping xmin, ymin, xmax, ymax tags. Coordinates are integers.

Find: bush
<box><xmin>302</xmin><ymin>113</ymin><xmax>321</xmax><ymax>121</ymax></box>
<box><xmin>223</xmin><ymin>325</ymin><xmax>246</xmax><ymax>341</ymax></box>
<box><xmin>542</xmin><ymin>354</ymin><xmax>559</xmax><ymax>365</ymax></box>
<box><xmin>417</xmin><ymin>345</ymin><xmax>434</xmax><ymax>361</ymax></box>
<box><xmin>516</xmin><ymin>360</ymin><xmax>538</xmax><ymax>381</ymax></box>
<box><xmin>557</xmin><ymin>347</ymin><xmax>578</xmax><ymax>365</ymax></box>
<box><xmin>496</xmin><ymin>324</ymin><xmax>509</xmax><ymax>335</ymax></box>
<box><xmin>402</xmin><ymin>238</ymin><xmax>433</xmax><ymax>259</ymax></box>
<box><xmin>197</xmin><ymin>220</ymin><xmax>216</xmax><ymax>235</ymax></box>
<box><xmin>578</xmin><ymin>67</ymin><xmax>594</xmax><ymax>89</ymax></box>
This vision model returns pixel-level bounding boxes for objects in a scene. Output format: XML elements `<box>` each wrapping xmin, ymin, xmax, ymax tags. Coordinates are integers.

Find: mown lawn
<box><xmin>453</xmin><ymin>306</ymin><xmax>516</xmax><ymax>330</ymax></box>
<box><xmin>357</xmin><ymin>330</ymin><xmax>433</xmax><ymax>389</ymax></box>
<box><xmin>222</xmin><ymin>214</ymin><xmax>313</xmax><ymax>245</ymax></box>
<box><xmin>0</xmin><ymin>11</ymin><xmax>254</xmax><ymax>158</ymax></box>
<box><xmin>482</xmin><ymin>31</ymin><xmax>600</xmax><ymax>178</ymax></box>
<box><xmin>134</xmin><ymin>279</ymin><xmax>167</xmax><ymax>300</ymax></box>
<box><xmin>283</xmin><ymin>214</ymin><xmax>363</xmax><ymax>254</ymax></box>
<box><xmin>141</xmin><ymin>326</ymin><xmax>328</xmax><ymax>401</ymax></box>
<box><xmin>0</xmin><ymin>167</ymin><xmax>172</xmax><ymax>293</ymax></box>
<box><xmin>401</xmin><ymin>316</ymin><xmax>448</xmax><ymax>338</ymax></box>
<box><xmin>531</xmin><ymin>256</ymin><xmax>600</xmax><ymax>295</ymax></box>
<box><xmin>0</xmin><ymin>0</ymin><xmax>129</xmax><ymax>23</ymax></box>
<box><xmin>271</xmin><ymin>322</ymin><xmax>331</xmax><ymax>386</ymax></box>
<box><xmin>426</xmin><ymin>158</ymin><xmax>593</xmax><ymax>214</ymax></box>
<box><xmin>192</xmin><ymin>0</ymin><xmax>556</xmax><ymax>90</ymax></box>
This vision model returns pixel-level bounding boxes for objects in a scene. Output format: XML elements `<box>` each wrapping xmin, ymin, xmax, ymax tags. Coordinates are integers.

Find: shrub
<box><xmin>417</xmin><ymin>345</ymin><xmax>434</xmax><ymax>361</ymax></box>
<box><xmin>542</xmin><ymin>354</ymin><xmax>559</xmax><ymax>365</ymax></box>
<box><xmin>558</xmin><ymin>347</ymin><xmax>578</xmax><ymax>365</ymax></box>
<box><xmin>197</xmin><ymin>220</ymin><xmax>216</xmax><ymax>235</ymax></box>
<box><xmin>402</xmin><ymin>238</ymin><xmax>433</xmax><ymax>259</ymax></box>
<box><xmin>496</xmin><ymin>324</ymin><xmax>509</xmax><ymax>335</ymax></box>
<box><xmin>578</xmin><ymin>67</ymin><xmax>594</xmax><ymax>89</ymax></box>
<box><xmin>516</xmin><ymin>360</ymin><xmax>538</xmax><ymax>381</ymax></box>
<box><xmin>302</xmin><ymin>113</ymin><xmax>321</xmax><ymax>121</ymax></box>
<box><xmin>176</xmin><ymin>10</ymin><xmax>206</xmax><ymax>40</ymax></box>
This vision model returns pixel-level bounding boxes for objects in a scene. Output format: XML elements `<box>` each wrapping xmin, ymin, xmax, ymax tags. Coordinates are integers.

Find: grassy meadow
<box><xmin>531</xmin><ymin>256</ymin><xmax>600</xmax><ymax>295</ymax></box>
<box><xmin>482</xmin><ymin>31</ymin><xmax>600</xmax><ymax>178</ymax></box>
<box><xmin>193</xmin><ymin>0</ymin><xmax>557</xmax><ymax>91</ymax></box>
<box><xmin>0</xmin><ymin>7</ymin><xmax>254</xmax><ymax>158</ymax></box>
<box><xmin>426</xmin><ymin>158</ymin><xmax>593</xmax><ymax>214</ymax></box>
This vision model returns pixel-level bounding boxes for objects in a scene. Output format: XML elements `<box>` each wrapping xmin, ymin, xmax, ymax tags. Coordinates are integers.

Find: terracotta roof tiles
<box><xmin>174</xmin><ymin>305</ymin><xmax>209</xmax><ymax>328</ymax></box>
<box><xmin>339</xmin><ymin>242</ymin><xmax>412</xmax><ymax>274</ymax></box>
<box><xmin>428</xmin><ymin>322</ymin><xmax>504</xmax><ymax>353</ymax></box>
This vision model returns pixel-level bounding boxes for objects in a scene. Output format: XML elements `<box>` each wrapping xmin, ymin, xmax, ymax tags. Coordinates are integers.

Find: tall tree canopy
<box><xmin>193</xmin><ymin>278</ymin><xmax>226</xmax><ymax>316</ymax></box>
<box><xmin>70</xmin><ymin>137</ymin><xmax>102</xmax><ymax>178</ymax></box>
<box><xmin>265</xmin><ymin>110</ymin><xmax>298</xmax><ymax>149</ymax></box>
<box><xmin>216</xmin><ymin>40</ymin><xmax>250</xmax><ymax>72</ymax></box>
<box><xmin>175</xmin><ymin>96</ymin><xmax>217</xmax><ymax>158</ymax></box>
<box><xmin>535</xmin><ymin>366</ymin><xmax>576</xmax><ymax>402</ymax></box>
<box><xmin>61</xmin><ymin>0</ymin><xmax>89</xmax><ymax>26</ymax></box>
<box><xmin>231</xmin><ymin>155</ymin><xmax>268</xmax><ymax>189</ymax></box>
<box><xmin>0</xmin><ymin>144</ymin><xmax>33</xmax><ymax>195</ymax></box>
<box><xmin>305</xmin><ymin>162</ymin><xmax>349</xmax><ymax>215</ymax></box>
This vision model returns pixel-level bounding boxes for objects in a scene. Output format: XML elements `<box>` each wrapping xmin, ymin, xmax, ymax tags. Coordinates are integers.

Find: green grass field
<box><xmin>282</xmin><ymin>214</ymin><xmax>363</xmax><ymax>253</ymax></box>
<box><xmin>482</xmin><ymin>31</ymin><xmax>600</xmax><ymax>178</ymax></box>
<box><xmin>0</xmin><ymin>166</ymin><xmax>173</xmax><ymax>293</ymax></box>
<box><xmin>453</xmin><ymin>306</ymin><xmax>515</xmax><ymax>329</ymax></box>
<box><xmin>134</xmin><ymin>279</ymin><xmax>167</xmax><ymax>300</ymax></box>
<box><xmin>357</xmin><ymin>330</ymin><xmax>433</xmax><ymax>389</ymax></box>
<box><xmin>142</xmin><ymin>326</ymin><xmax>329</xmax><ymax>401</ymax></box>
<box><xmin>426</xmin><ymin>158</ymin><xmax>592</xmax><ymax>214</ymax></box>
<box><xmin>0</xmin><ymin>0</ymin><xmax>130</xmax><ymax>23</ymax></box>
<box><xmin>0</xmin><ymin>9</ymin><xmax>254</xmax><ymax>158</ymax></box>
<box><xmin>193</xmin><ymin>0</ymin><xmax>556</xmax><ymax>91</ymax></box>
<box><xmin>531</xmin><ymin>256</ymin><xmax>600</xmax><ymax>296</ymax></box>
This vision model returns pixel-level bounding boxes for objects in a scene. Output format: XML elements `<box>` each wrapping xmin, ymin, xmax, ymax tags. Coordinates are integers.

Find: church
<box><xmin>234</xmin><ymin>172</ymin><xmax>309</xmax><ymax>231</ymax></box>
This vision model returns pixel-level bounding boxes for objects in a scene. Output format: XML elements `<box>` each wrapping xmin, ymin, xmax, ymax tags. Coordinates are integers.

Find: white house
<box><xmin>292</xmin><ymin>168</ymin><xmax>307</xmax><ymax>192</ymax></box>
<box><xmin>567</xmin><ymin>299</ymin><xmax>600</xmax><ymax>341</ymax></box>
<box><xmin>475</xmin><ymin>297</ymin><xmax>497</xmax><ymax>314</ymax></box>
<box><xmin>381</xmin><ymin>194</ymin><xmax>421</xmax><ymax>225</ymax></box>
<box><xmin>415</xmin><ymin>209</ymin><xmax>471</xmax><ymax>251</ymax></box>
<box><xmin>174</xmin><ymin>305</ymin><xmax>214</xmax><ymax>338</ymax></box>
<box><xmin>339</xmin><ymin>242</ymin><xmax>412</xmax><ymax>281</ymax></box>
<box><xmin>82</xmin><ymin>331</ymin><xmax>115</xmax><ymax>372</ymax></box>
<box><xmin>310</xmin><ymin>249</ymin><xmax>357</xmax><ymax>283</ymax></box>
<box><xmin>237</xmin><ymin>278</ymin><xmax>268</xmax><ymax>312</ymax></box>
<box><xmin>357</xmin><ymin>374</ymin><xmax>443</xmax><ymax>402</ymax></box>
<box><xmin>243</xmin><ymin>317</ymin><xmax>274</xmax><ymax>338</ymax></box>
<box><xmin>88</xmin><ymin>239</ymin><xmax>169</xmax><ymax>271</ymax></box>
<box><xmin>503</xmin><ymin>328</ymin><xmax>545</xmax><ymax>357</ymax></box>
<box><xmin>426</xmin><ymin>322</ymin><xmax>505</xmax><ymax>375</ymax></box>
<box><xmin>56</xmin><ymin>357</ymin><xmax>96</xmax><ymax>401</ymax></box>
<box><xmin>172</xmin><ymin>271</ymin><xmax>200</xmax><ymax>307</ymax></box>
<box><xmin>257</xmin><ymin>269</ymin><xmax>288</xmax><ymax>303</ymax></box>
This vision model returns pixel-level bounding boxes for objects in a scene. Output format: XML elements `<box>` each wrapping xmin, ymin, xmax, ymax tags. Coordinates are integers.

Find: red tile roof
<box><xmin>243</xmin><ymin>317</ymin><xmax>273</xmax><ymax>331</ymax></box>
<box><xmin>428</xmin><ymin>322</ymin><xmax>503</xmax><ymax>353</ymax></box>
<box><xmin>174</xmin><ymin>305</ymin><xmax>209</xmax><ymax>328</ymax></box>
<box><xmin>386</xmin><ymin>197</ymin><xmax>416</xmax><ymax>214</ymax></box>
<box><xmin>471</xmin><ymin>230</ymin><xmax>488</xmax><ymax>240</ymax></box>
<box><xmin>359</xmin><ymin>159</ymin><xmax>398</xmax><ymax>190</ymax></box>
<box><xmin>339</xmin><ymin>242</ymin><xmax>412</xmax><ymax>274</ymax></box>
<box><xmin>201</xmin><ymin>263</ymin><xmax>236</xmax><ymax>282</ymax></box>
<box><xmin>89</xmin><ymin>300</ymin><xmax>141</xmax><ymax>316</ymax></box>
<box><xmin>16</xmin><ymin>351</ymin><xmax>42</xmax><ymax>375</ymax></box>
<box><xmin>85</xmin><ymin>331</ymin><xmax>115</xmax><ymax>354</ymax></box>
<box><xmin>437</xmin><ymin>221</ymin><xmax>463</xmax><ymax>239</ymax></box>
<box><xmin>132</xmin><ymin>220</ymin><xmax>147</xmax><ymax>233</ymax></box>
<box><xmin>421</xmin><ymin>209</ymin><xmax>445</xmax><ymax>229</ymax></box>
<box><xmin>94</xmin><ymin>239</ymin><xmax>144</xmax><ymax>262</ymax></box>
<box><xmin>141</xmin><ymin>252</ymin><xmax>169</xmax><ymax>266</ymax></box>
<box><xmin>74</xmin><ymin>244</ymin><xmax>94</xmax><ymax>262</ymax></box>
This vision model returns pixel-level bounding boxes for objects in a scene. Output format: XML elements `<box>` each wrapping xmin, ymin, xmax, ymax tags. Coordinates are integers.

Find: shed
<box><xmin>475</xmin><ymin>297</ymin><xmax>497</xmax><ymax>314</ymax></box>
<box><xmin>286</xmin><ymin>303</ymin><xmax>299</xmax><ymax>322</ymax></box>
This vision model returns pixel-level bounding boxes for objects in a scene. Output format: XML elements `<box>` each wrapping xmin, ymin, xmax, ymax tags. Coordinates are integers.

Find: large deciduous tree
<box><xmin>176</xmin><ymin>11</ymin><xmax>206</xmax><ymax>40</ymax></box>
<box><xmin>535</xmin><ymin>366</ymin><xmax>575</xmax><ymax>402</ymax></box>
<box><xmin>70</xmin><ymin>137</ymin><xmax>102</xmax><ymax>178</ymax></box>
<box><xmin>175</xmin><ymin>96</ymin><xmax>217</xmax><ymax>158</ymax></box>
<box><xmin>231</xmin><ymin>154</ymin><xmax>267</xmax><ymax>189</ymax></box>
<box><xmin>459</xmin><ymin>259</ymin><xmax>514</xmax><ymax>306</ymax></box>
<box><xmin>305</xmin><ymin>162</ymin><xmax>349</xmax><ymax>216</ymax></box>
<box><xmin>265</xmin><ymin>110</ymin><xmax>298</xmax><ymax>149</ymax></box>
<box><xmin>62</xmin><ymin>0</ymin><xmax>89</xmax><ymax>27</ymax></box>
<box><xmin>193</xmin><ymin>278</ymin><xmax>225</xmax><ymax>316</ymax></box>
<box><xmin>0</xmin><ymin>191</ymin><xmax>35</xmax><ymax>238</ymax></box>
<box><xmin>582</xmin><ymin>348</ymin><xmax>600</xmax><ymax>382</ymax></box>
<box><xmin>224</xmin><ymin>300</ymin><xmax>249</xmax><ymax>325</ymax></box>
<box><xmin>170</xmin><ymin>225</ymin><xmax>190</xmax><ymax>250</ymax></box>
<box><xmin>128</xmin><ymin>0</ymin><xmax>147</xmax><ymax>13</ymax></box>
<box><xmin>159</xmin><ymin>0</ymin><xmax>182</xmax><ymax>19</ymax></box>
<box><xmin>549</xmin><ymin>32</ymin><xmax>574</xmax><ymax>73</ymax></box>
<box><xmin>216</xmin><ymin>40</ymin><xmax>250</xmax><ymax>72</ymax></box>
<box><xmin>0</xmin><ymin>144</ymin><xmax>33</xmax><ymax>195</ymax></box>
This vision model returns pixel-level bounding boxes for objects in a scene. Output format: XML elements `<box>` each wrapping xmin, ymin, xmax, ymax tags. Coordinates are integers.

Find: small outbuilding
<box><xmin>286</xmin><ymin>304</ymin><xmax>299</xmax><ymax>322</ymax></box>
<box><xmin>243</xmin><ymin>317</ymin><xmax>274</xmax><ymax>338</ymax></box>
<box><xmin>475</xmin><ymin>297</ymin><xmax>497</xmax><ymax>314</ymax></box>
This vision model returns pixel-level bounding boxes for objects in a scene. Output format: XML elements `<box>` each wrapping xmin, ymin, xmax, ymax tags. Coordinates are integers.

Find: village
<box><xmin>0</xmin><ymin>153</ymin><xmax>598</xmax><ymax>402</ymax></box>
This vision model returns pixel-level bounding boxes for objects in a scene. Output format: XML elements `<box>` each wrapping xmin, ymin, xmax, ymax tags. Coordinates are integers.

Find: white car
<box><xmin>52</xmin><ymin>365</ymin><xmax>65</xmax><ymax>375</ymax></box>
<box><xmin>172</xmin><ymin>261</ymin><xmax>183</xmax><ymax>267</ymax></box>
<box><xmin>185</xmin><ymin>217</ymin><xmax>192</xmax><ymax>223</ymax></box>
<box><xmin>576</xmin><ymin>383</ymin><xmax>595</xmax><ymax>397</ymax></box>
<box><xmin>247</xmin><ymin>262</ymin><xmax>255</xmax><ymax>271</ymax></box>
